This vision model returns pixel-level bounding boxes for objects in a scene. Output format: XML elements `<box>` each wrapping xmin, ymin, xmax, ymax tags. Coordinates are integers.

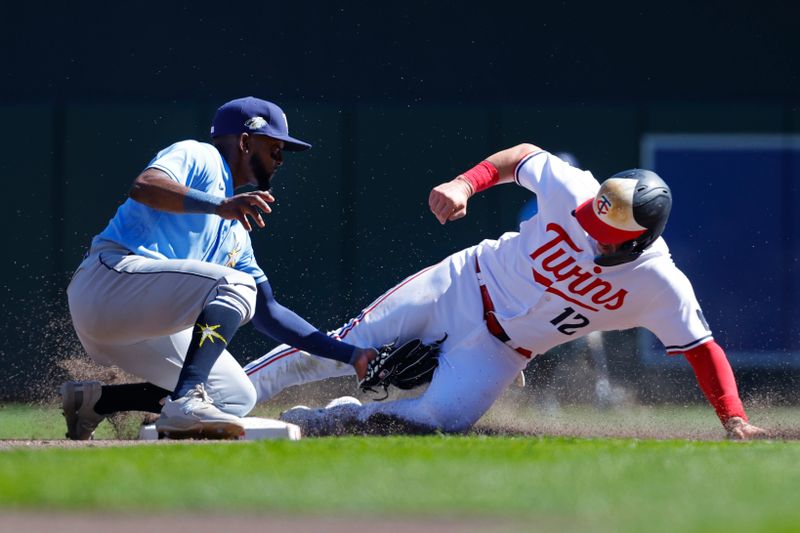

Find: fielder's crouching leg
<box><xmin>194</xmin><ymin>271</ymin><xmax>258</xmax><ymax>417</ymax></box>
<box><xmin>214</xmin><ymin>372</ymin><xmax>257</xmax><ymax>417</ymax></box>
<box><xmin>210</xmin><ymin>271</ymin><xmax>258</xmax><ymax>327</ymax></box>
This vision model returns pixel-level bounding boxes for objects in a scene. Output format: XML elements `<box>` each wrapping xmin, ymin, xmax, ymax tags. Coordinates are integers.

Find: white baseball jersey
<box><xmin>244</xmin><ymin>150</ymin><xmax>713</xmax><ymax>431</ymax></box>
<box><xmin>475</xmin><ymin>150</ymin><xmax>712</xmax><ymax>356</ymax></box>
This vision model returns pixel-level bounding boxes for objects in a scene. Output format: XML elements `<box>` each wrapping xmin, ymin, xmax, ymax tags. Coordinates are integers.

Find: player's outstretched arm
<box><xmin>250</xmin><ymin>281</ymin><xmax>377</xmax><ymax>379</ymax></box>
<box><xmin>130</xmin><ymin>168</ymin><xmax>274</xmax><ymax>231</ymax></box>
<box><xmin>429</xmin><ymin>143</ymin><xmax>539</xmax><ymax>224</ymax></box>
<box><xmin>683</xmin><ymin>341</ymin><xmax>769</xmax><ymax>440</ymax></box>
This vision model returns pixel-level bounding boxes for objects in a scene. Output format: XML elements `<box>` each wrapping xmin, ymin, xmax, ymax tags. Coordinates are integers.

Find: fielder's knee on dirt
<box><xmin>206</xmin><ymin>271</ymin><xmax>257</xmax><ymax>326</ymax></box>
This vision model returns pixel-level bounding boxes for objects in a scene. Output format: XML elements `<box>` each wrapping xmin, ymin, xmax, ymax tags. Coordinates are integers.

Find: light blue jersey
<box><xmin>95</xmin><ymin>140</ymin><xmax>267</xmax><ymax>283</ymax></box>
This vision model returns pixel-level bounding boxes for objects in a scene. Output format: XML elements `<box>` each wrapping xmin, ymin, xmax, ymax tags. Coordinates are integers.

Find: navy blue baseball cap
<box><xmin>210</xmin><ymin>96</ymin><xmax>312</xmax><ymax>151</ymax></box>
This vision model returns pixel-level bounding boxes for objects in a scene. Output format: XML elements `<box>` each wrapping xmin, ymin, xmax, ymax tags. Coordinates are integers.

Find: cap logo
<box><xmin>244</xmin><ymin>116</ymin><xmax>268</xmax><ymax>130</ymax></box>
<box><xmin>594</xmin><ymin>178</ymin><xmax>648</xmax><ymax>231</ymax></box>
<box><xmin>596</xmin><ymin>195</ymin><xmax>612</xmax><ymax>215</ymax></box>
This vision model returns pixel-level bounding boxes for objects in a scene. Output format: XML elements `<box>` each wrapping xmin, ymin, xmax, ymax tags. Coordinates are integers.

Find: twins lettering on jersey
<box><xmin>530</xmin><ymin>223</ymin><xmax>627</xmax><ymax>313</ymax></box>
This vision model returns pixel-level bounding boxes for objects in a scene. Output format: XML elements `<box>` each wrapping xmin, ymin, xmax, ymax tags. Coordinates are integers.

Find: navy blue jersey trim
<box><xmin>146</xmin><ymin>164</ymin><xmax>181</xmax><ymax>183</ymax></box>
<box><xmin>665</xmin><ymin>335</ymin><xmax>713</xmax><ymax>351</ymax></box>
<box><xmin>97</xmin><ymin>253</ymin><xmax>226</xmax><ymax>312</ymax></box>
<box><xmin>98</xmin><ymin>253</ymin><xmax>219</xmax><ymax>281</ymax></box>
<box><xmin>514</xmin><ymin>150</ymin><xmax>543</xmax><ymax>185</ymax></box>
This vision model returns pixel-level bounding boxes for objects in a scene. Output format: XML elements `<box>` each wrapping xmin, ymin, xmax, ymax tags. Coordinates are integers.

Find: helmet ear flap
<box><xmin>593</xmin><ymin>239</ymin><xmax>642</xmax><ymax>266</ymax></box>
<box><xmin>630</xmin><ymin>173</ymin><xmax>672</xmax><ymax>244</ymax></box>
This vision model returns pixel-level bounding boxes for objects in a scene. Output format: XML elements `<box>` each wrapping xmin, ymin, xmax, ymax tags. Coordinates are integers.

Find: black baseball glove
<box><xmin>359</xmin><ymin>334</ymin><xmax>447</xmax><ymax>399</ymax></box>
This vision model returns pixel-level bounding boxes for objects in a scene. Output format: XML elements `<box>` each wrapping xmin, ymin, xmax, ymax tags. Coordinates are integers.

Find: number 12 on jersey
<box><xmin>550</xmin><ymin>307</ymin><xmax>590</xmax><ymax>335</ymax></box>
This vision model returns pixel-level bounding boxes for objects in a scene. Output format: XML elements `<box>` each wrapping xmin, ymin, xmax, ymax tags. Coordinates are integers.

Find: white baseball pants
<box><xmin>245</xmin><ymin>246</ymin><xmax>528</xmax><ymax>432</ymax></box>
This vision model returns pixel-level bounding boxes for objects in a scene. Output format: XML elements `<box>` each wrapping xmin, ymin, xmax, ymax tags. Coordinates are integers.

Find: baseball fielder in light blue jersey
<box><xmin>97</xmin><ymin>140</ymin><xmax>266</xmax><ymax>273</ymax></box>
<box><xmin>63</xmin><ymin>97</ymin><xmax>377</xmax><ymax>440</ymax></box>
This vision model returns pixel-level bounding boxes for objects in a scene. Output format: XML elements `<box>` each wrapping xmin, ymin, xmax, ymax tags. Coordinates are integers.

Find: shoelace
<box><xmin>188</xmin><ymin>384</ymin><xmax>214</xmax><ymax>404</ymax></box>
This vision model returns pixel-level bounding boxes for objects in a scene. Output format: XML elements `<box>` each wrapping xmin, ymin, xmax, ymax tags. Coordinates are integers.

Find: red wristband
<box><xmin>460</xmin><ymin>160</ymin><xmax>500</xmax><ymax>194</ymax></box>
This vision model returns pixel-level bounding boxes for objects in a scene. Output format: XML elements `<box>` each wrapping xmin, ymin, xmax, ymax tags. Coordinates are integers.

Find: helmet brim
<box><xmin>574</xmin><ymin>198</ymin><xmax>646</xmax><ymax>245</ymax></box>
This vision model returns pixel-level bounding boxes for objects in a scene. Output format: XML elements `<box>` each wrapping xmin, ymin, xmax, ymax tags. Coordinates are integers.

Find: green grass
<box><xmin>0</xmin><ymin>404</ymin><xmax>120</xmax><ymax>440</ymax></box>
<box><xmin>2</xmin><ymin>403</ymin><xmax>800</xmax><ymax>532</ymax></box>
<box><xmin>0</xmin><ymin>436</ymin><xmax>799</xmax><ymax>532</ymax></box>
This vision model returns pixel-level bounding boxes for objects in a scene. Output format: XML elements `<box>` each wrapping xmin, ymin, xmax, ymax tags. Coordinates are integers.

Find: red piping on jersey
<box><xmin>333</xmin><ymin>264</ymin><xmax>436</xmax><ymax>339</ymax></box>
<box><xmin>683</xmin><ymin>340</ymin><xmax>748</xmax><ymax>424</ymax></box>
<box><xmin>245</xmin><ymin>265</ymin><xmax>436</xmax><ymax>376</ymax></box>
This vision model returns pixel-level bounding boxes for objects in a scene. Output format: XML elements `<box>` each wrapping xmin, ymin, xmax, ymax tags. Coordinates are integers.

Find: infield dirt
<box><xmin>0</xmin><ymin>512</ymin><xmax>526</xmax><ymax>533</ymax></box>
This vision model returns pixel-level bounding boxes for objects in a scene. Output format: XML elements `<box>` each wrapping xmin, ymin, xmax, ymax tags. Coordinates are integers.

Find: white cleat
<box><xmin>279</xmin><ymin>405</ymin><xmax>324</xmax><ymax>435</ymax></box>
<box><xmin>279</xmin><ymin>397</ymin><xmax>363</xmax><ymax>437</ymax></box>
<box><xmin>155</xmin><ymin>384</ymin><xmax>244</xmax><ymax>440</ymax></box>
<box><xmin>60</xmin><ymin>380</ymin><xmax>105</xmax><ymax>440</ymax></box>
<box><xmin>514</xmin><ymin>371</ymin><xmax>526</xmax><ymax>388</ymax></box>
<box><xmin>325</xmin><ymin>396</ymin><xmax>362</xmax><ymax>409</ymax></box>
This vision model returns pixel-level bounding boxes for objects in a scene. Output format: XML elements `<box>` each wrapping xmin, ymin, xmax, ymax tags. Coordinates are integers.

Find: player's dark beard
<box><xmin>250</xmin><ymin>153</ymin><xmax>274</xmax><ymax>191</ymax></box>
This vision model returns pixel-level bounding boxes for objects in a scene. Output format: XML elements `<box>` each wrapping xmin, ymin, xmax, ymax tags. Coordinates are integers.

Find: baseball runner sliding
<box><xmin>246</xmin><ymin>144</ymin><xmax>767</xmax><ymax>440</ymax></box>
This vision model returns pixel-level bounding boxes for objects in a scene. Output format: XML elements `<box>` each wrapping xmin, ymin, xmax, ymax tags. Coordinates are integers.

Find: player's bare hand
<box><xmin>351</xmin><ymin>347</ymin><xmax>378</xmax><ymax>381</ymax></box>
<box><xmin>429</xmin><ymin>177</ymin><xmax>473</xmax><ymax>225</ymax></box>
<box><xmin>724</xmin><ymin>417</ymin><xmax>770</xmax><ymax>440</ymax></box>
<box><xmin>217</xmin><ymin>191</ymin><xmax>275</xmax><ymax>231</ymax></box>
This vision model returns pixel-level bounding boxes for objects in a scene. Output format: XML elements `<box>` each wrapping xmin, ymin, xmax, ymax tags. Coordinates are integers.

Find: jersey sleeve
<box><xmin>234</xmin><ymin>232</ymin><xmax>267</xmax><ymax>284</ymax></box>
<box><xmin>638</xmin><ymin>267</ymin><xmax>714</xmax><ymax>355</ymax></box>
<box><xmin>146</xmin><ymin>141</ymin><xmax>216</xmax><ymax>193</ymax></box>
<box><xmin>514</xmin><ymin>150</ymin><xmax>598</xmax><ymax>208</ymax></box>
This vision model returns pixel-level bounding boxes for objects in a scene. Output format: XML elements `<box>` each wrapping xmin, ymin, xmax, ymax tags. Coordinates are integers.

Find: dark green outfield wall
<box><xmin>1</xmin><ymin>1</ymin><xmax>798</xmax><ymax>398</ymax></box>
<box><xmin>2</xmin><ymin>100</ymin><xmax>798</xmax><ymax>399</ymax></box>
<box><xmin>4</xmin><ymin>3</ymin><xmax>798</xmax><ymax>102</ymax></box>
